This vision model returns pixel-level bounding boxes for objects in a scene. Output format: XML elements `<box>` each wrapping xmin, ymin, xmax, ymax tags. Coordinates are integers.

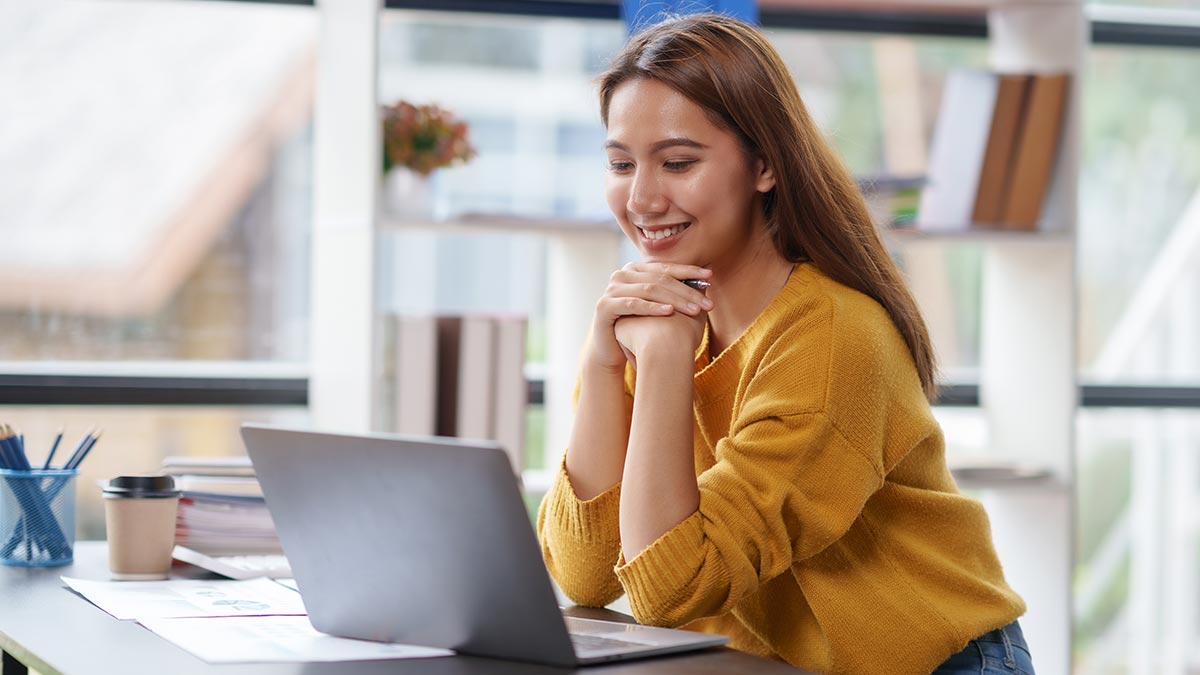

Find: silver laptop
<box><xmin>240</xmin><ymin>424</ymin><xmax>728</xmax><ymax>667</ymax></box>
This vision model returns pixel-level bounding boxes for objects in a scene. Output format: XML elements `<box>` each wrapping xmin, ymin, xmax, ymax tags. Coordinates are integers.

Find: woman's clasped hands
<box><xmin>589</xmin><ymin>262</ymin><xmax>713</xmax><ymax>371</ymax></box>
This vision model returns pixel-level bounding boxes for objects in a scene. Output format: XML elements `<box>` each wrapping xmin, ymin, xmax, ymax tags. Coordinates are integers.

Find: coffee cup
<box><xmin>102</xmin><ymin>475</ymin><xmax>181</xmax><ymax>580</ymax></box>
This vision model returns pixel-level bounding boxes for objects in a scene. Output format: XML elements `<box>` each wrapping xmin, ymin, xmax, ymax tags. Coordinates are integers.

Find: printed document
<box><xmin>62</xmin><ymin>576</ymin><xmax>306</xmax><ymax>620</ymax></box>
<box><xmin>138</xmin><ymin>615</ymin><xmax>453</xmax><ymax>663</ymax></box>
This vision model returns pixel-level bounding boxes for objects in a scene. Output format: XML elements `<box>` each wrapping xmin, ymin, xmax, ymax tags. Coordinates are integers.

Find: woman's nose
<box><xmin>627</xmin><ymin>170</ymin><xmax>668</xmax><ymax>216</ymax></box>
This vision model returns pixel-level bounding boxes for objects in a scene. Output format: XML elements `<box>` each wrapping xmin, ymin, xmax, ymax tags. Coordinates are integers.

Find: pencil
<box><xmin>0</xmin><ymin>426</ymin><xmax>15</xmax><ymax>470</ymax></box>
<box><xmin>43</xmin><ymin>429</ymin><xmax>63</xmax><ymax>470</ymax></box>
<box><xmin>66</xmin><ymin>430</ymin><xmax>102</xmax><ymax>470</ymax></box>
<box><xmin>0</xmin><ymin>425</ymin><xmax>29</xmax><ymax>471</ymax></box>
<box><xmin>61</xmin><ymin>427</ymin><xmax>95</xmax><ymax>473</ymax></box>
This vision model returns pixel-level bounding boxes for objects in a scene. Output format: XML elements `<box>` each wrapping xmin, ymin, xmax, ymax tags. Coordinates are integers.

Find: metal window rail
<box><xmin>1</xmin><ymin>372</ymin><xmax>1199</xmax><ymax>408</ymax></box>
<box><xmin>379</xmin><ymin>0</ymin><xmax>1200</xmax><ymax>48</ymax></box>
<box><xmin>186</xmin><ymin>0</ymin><xmax>1200</xmax><ymax>48</ymax></box>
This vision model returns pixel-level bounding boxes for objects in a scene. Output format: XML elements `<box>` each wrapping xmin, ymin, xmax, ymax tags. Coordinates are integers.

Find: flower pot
<box><xmin>384</xmin><ymin>169</ymin><xmax>435</xmax><ymax>222</ymax></box>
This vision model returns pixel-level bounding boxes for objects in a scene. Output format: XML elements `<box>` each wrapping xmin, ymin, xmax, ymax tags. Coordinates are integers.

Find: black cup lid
<box><xmin>103</xmin><ymin>475</ymin><xmax>180</xmax><ymax>498</ymax></box>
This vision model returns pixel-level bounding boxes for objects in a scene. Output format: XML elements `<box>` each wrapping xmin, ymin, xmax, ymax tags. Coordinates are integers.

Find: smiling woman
<box><xmin>537</xmin><ymin>14</ymin><xmax>1032</xmax><ymax>675</ymax></box>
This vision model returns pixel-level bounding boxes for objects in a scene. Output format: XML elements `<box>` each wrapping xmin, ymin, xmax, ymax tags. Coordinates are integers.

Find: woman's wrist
<box><xmin>634</xmin><ymin>338</ymin><xmax>696</xmax><ymax>374</ymax></box>
<box><xmin>583</xmin><ymin>350</ymin><xmax>629</xmax><ymax>379</ymax></box>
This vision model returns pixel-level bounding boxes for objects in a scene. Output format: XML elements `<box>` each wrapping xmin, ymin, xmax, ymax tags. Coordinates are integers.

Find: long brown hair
<box><xmin>598</xmin><ymin>14</ymin><xmax>938</xmax><ymax>400</ymax></box>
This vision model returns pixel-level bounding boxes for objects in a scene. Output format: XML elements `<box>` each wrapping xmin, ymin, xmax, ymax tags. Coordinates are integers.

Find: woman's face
<box><xmin>604</xmin><ymin>77</ymin><xmax>775</xmax><ymax>269</ymax></box>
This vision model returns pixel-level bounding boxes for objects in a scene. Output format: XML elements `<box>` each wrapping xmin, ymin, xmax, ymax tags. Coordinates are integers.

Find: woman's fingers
<box><xmin>621</xmin><ymin>261</ymin><xmax>711</xmax><ymax>278</ymax></box>
<box><xmin>608</xmin><ymin>271</ymin><xmax>712</xmax><ymax>315</ymax></box>
<box><xmin>606</xmin><ymin>281</ymin><xmax>707</xmax><ymax>316</ymax></box>
<box><xmin>597</xmin><ymin>295</ymin><xmax>675</xmax><ymax>319</ymax></box>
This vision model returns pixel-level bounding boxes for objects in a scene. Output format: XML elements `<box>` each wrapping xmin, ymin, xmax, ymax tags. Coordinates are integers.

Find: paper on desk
<box><xmin>274</xmin><ymin>578</ymin><xmax>299</xmax><ymax>592</ymax></box>
<box><xmin>62</xmin><ymin>576</ymin><xmax>307</xmax><ymax>621</ymax></box>
<box><xmin>139</xmin><ymin>615</ymin><xmax>453</xmax><ymax>663</ymax></box>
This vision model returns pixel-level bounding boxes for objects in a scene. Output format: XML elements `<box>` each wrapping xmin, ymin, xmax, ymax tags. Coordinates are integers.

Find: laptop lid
<box><xmin>240</xmin><ymin>424</ymin><xmax>578</xmax><ymax>667</ymax></box>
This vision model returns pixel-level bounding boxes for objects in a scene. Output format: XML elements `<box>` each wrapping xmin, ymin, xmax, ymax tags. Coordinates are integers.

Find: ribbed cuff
<box><xmin>614</xmin><ymin>510</ymin><xmax>706</xmax><ymax>621</ymax></box>
<box><xmin>544</xmin><ymin>458</ymin><xmax>621</xmax><ymax>544</ymax></box>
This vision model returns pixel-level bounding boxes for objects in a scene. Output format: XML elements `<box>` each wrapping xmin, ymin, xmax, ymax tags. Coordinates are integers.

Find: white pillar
<box><xmin>310</xmin><ymin>0</ymin><xmax>381</xmax><ymax>433</ymax></box>
<box><xmin>980</xmin><ymin>4</ymin><xmax>1086</xmax><ymax>672</ymax></box>
<box><xmin>544</xmin><ymin>233</ymin><xmax>622</xmax><ymax>469</ymax></box>
<box><xmin>980</xmin><ymin>240</ymin><xmax>1076</xmax><ymax>675</ymax></box>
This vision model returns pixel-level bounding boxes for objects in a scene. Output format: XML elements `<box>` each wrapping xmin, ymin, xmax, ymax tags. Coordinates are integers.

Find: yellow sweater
<box><xmin>537</xmin><ymin>263</ymin><xmax>1025</xmax><ymax>675</ymax></box>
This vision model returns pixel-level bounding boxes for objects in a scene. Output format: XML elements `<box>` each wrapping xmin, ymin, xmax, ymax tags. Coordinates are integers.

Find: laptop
<box><xmin>240</xmin><ymin>424</ymin><xmax>728</xmax><ymax>667</ymax></box>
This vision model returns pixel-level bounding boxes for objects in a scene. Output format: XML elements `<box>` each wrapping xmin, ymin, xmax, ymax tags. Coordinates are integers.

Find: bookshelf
<box><xmin>889</xmin><ymin>1</ymin><xmax>1084</xmax><ymax>671</ymax></box>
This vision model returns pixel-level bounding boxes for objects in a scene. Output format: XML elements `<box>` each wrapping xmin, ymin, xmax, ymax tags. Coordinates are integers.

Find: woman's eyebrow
<box><xmin>604</xmin><ymin>138</ymin><xmax>708</xmax><ymax>153</ymax></box>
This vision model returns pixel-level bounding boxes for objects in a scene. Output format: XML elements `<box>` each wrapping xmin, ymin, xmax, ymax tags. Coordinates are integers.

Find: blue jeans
<box><xmin>930</xmin><ymin>621</ymin><xmax>1035</xmax><ymax>675</ymax></box>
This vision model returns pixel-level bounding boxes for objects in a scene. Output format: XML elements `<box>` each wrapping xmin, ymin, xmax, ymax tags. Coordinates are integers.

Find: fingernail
<box><xmin>660</xmin><ymin>304</ymin><xmax>673</xmax><ymax>313</ymax></box>
<box><xmin>701</xmin><ymin>298</ymin><xmax>713</xmax><ymax>309</ymax></box>
<box><xmin>687</xmin><ymin>303</ymin><xmax>700</xmax><ymax>313</ymax></box>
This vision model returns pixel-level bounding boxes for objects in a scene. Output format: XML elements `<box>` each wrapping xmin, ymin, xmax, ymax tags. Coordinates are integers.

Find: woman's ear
<box><xmin>754</xmin><ymin>158</ymin><xmax>776</xmax><ymax>194</ymax></box>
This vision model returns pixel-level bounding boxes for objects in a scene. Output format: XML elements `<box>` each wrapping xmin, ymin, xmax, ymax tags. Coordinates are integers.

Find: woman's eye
<box><xmin>607</xmin><ymin>161</ymin><xmax>633</xmax><ymax>172</ymax></box>
<box><xmin>664</xmin><ymin>160</ymin><xmax>696</xmax><ymax>172</ymax></box>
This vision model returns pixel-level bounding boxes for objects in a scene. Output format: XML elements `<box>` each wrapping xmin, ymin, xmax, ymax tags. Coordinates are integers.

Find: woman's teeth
<box><xmin>641</xmin><ymin>223</ymin><xmax>690</xmax><ymax>240</ymax></box>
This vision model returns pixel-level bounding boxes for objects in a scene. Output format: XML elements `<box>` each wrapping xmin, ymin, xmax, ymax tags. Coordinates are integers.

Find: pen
<box><xmin>682</xmin><ymin>279</ymin><xmax>711</xmax><ymax>291</ymax></box>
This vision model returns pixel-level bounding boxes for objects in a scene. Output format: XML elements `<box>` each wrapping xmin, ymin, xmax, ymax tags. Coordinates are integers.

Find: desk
<box><xmin>0</xmin><ymin>542</ymin><xmax>808</xmax><ymax>674</ymax></box>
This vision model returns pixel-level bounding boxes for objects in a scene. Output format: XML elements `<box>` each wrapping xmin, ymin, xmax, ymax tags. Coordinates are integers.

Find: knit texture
<box><xmin>537</xmin><ymin>263</ymin><xmax>1025</xmax><ymax>675</ymax></box>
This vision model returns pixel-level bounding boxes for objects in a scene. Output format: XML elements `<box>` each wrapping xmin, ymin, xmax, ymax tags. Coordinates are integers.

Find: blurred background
<box><xmin>1</xmin><ymin>0</ymin><xmax>1199</xmax><ymax>672</ymax></box>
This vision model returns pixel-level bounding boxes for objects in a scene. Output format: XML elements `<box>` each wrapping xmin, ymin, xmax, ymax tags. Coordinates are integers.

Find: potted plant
<box><xmin>381</xmin><ymin>100</ymin><xmax>476</xmax><ymax>220</ymax></box>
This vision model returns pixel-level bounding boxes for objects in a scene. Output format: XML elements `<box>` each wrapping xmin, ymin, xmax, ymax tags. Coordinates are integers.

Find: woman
<box><xmin>537</xmin><ymin>14</ymin><xmax>1033</xmax><ymax>675</ymax></box>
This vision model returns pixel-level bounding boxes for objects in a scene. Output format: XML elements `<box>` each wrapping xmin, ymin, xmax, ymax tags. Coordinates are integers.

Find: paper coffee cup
<box><xmin>102</xmin><ymin>475</ymin><xmax>181</xmax><ymax>580</ymax></box>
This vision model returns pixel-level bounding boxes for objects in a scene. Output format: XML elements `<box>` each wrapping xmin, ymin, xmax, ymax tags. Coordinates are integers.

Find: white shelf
<box><xmin>949</xmin><ymin>464</ymin><xmax>1067</xmax><ymax>492</ymax></box>
<box><xmin>885</xmin><ymin>226</ymin><xmax>1072</xmax><ymax>245</ymax></box>
<box><xmin>379</xmin><ymin>212</ymin><xmax>620</xmax><ymax>237</ymax></box>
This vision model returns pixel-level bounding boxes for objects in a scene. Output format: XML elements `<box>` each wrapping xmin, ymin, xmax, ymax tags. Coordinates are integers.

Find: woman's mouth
<box><xmin>637</xmin><ymin>222</ymin><xmax>691</xmax><ymax>242</ymax></box>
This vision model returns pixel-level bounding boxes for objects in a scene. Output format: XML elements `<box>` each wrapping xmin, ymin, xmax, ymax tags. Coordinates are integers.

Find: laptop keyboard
<box><xmin>570</xmin><ymin>633</ymin><xmax>644</xmax><ymax>653</ymax></box>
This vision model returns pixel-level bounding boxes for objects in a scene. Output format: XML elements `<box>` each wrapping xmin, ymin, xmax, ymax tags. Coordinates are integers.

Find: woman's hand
<box><xmin>587</xmin><ymin>262</ymin><xmax>713</xmax><ymax>372</ymax></box>
<box><xmin>613</xmin><ymin>311</ymin><xmax>706</xmax><ymax>370</ymax></box>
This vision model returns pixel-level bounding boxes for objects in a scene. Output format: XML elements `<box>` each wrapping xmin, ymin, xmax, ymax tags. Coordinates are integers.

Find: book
<box><xmin>161</xmin><ymin>456</ymin><xmax>255</xmax><ymax>478</ymax></box>
<box><xmin>163</xmin><ymin>457</ymin><xmax>277</xmax><ymax>556</ymax></box>
<box><xmin>1001</xmin><ymin>73</ymin><xmax>1071</xmax><ymax>230</ymax></box>
<box><xmin>389</xmin><ymin>315</ymin><xmax>438</xmax><ymax>436</ymax></box>
<box><xmin>436</xmin><ymin>315</ymin><xmax>496</xmax><ymax>440</ymax></box>
<box><xmin>971</xmin><ymin>74</ymin><xmax>1031</xmax><ymax>226</ymax></box>
<box><xmin>917</xmin><ymin>69</ymin><xmax>1002</xmax><ymax>231</ymax></box>
<box><xmin>455</xmin><ymin>315</ymin><xmax>497</xmax><ymax>441</ymax></box>
<box><xmin>175</xmin><ymin>493</ymin><xmax>281</xmax><ymax>556</ymax></box>
<box><xmin>173</xmin><ymin>475</ymin><xmax>263</xmax><ymax>498</ymax></box>
<box><xmin>492</xmin><ymin>316</ymin><xmax>527</xmax><ymax>474</ymax></box>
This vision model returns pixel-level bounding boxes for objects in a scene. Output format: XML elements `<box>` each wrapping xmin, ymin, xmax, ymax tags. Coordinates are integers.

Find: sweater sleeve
<box><xmin>535</xmin><ymin>364</ymin><xmax>638</xmax><ymax>607</ymax></box>
<box><xmin>613</xmin><ymin>410</ymin><xmax>885</xmax><ymax>627</ymax></box>
<box><xmin>537</xmin><ymin>458</ymin><xmax>625</xmax><ymax>607</ymax></box>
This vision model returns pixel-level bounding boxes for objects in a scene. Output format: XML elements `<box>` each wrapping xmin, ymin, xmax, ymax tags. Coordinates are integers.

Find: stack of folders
<box><xmin>381</xmin><ymin>314</ymin><xmax>527</xmax><ymax>475</ymax></box>
<box><xmin>162</xmin><ymin>456</ymin><xmax>281</xmax><ymax>556</ymax></box>
<box><xmin>918</xmin><ymin>69</ymin><xmax>1071</xmax><ymax>232</ymax></box>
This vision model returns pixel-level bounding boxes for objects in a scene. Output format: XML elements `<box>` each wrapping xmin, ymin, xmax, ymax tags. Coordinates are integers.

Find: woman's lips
<box><xmin>637</xmin><ymin>222</ymin><xmax>691</xmax><ymax>251</ymax></box>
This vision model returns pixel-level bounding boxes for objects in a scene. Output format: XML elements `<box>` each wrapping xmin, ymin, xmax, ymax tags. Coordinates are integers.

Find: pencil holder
<box><xmin>0</xmin><ymin>469</ymin><xmax>78</xmax><ymax>567</ymax></box>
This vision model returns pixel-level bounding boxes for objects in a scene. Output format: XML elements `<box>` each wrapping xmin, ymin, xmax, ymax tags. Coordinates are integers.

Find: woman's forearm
<box><xmin>564</xmin><ymin>360</ymin><xmax>633</xmax><ymax>500</ymax></box>
<box><xmin>620</xmin><ymin>343</ymin><xmax>700</xmax><ymax>561</ymax></box>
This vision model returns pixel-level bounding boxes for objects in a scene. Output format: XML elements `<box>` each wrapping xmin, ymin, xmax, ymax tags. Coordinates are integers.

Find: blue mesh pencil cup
<box><xmin>0</xmin><ymin>469</ymin><xmax>78</xmax><ymax>566</ymax></box>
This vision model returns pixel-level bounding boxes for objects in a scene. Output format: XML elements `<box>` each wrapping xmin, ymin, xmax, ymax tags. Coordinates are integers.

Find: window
<box><xmin>1079</xmin><ymin>44</ymin><xmax>1200</xmax><ymax>384</ymax></box>
<box><xmin>1076</xmin><ymin>408</ymin><xmax>1200</xmax><ymax>673</ymax></box>
<box><xmin>0</xmin><ymin>0</ymin><xmax>316</xmax><ymax>543</ymax></box>
<box><xmin>0</xmin><ymin>0</ymin><xmax>315</xmax><ymax>363</ymax></box>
